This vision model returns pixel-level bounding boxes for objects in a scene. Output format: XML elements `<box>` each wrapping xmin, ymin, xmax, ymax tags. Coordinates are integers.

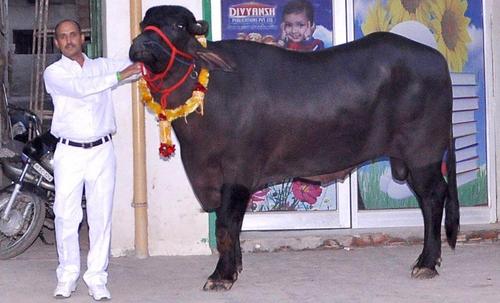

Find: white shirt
<box><xmin>44</xmin><ymin>54</ymin><xmax>130</xmax><ymax>142</ymax></box>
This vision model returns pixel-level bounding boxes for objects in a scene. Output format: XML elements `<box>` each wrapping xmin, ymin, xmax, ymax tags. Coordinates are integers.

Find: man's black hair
<box><xmin>54</xmin><ymin>19</ymin><xmax>82</xmax><ymax>36</ymax></box>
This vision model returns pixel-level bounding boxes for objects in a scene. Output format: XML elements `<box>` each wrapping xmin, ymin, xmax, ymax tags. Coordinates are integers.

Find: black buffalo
<box><xmin>129</xmin><ymin>5</ymin><xmax>459</xmax><ymax>291</ymax></box>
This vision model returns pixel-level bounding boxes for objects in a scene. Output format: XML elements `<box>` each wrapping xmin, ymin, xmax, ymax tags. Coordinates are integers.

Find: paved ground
<box><xmin>1</xmin><ymin>228</ymin><xmax>500</xmax><ymax>303</ymax></box>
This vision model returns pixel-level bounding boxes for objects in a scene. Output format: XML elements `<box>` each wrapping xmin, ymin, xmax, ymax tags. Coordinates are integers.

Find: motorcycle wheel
<box><xmin>0</xmin><ymin>187</ymin><xmax>46</xmax><ymax>259</ymax></box>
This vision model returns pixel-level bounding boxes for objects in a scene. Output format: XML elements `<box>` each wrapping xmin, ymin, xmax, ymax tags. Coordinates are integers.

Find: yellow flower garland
<box><xmin>139</xmin><ymin>35</ymin><xmax>209</xmax><ymax>158</ymax></box>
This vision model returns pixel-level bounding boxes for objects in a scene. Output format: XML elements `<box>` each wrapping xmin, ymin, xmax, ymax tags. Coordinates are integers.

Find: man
<box><xmin>44</xmin><ymin>19</ymin><xmax>142</xmax><ymax>300</ymax></box>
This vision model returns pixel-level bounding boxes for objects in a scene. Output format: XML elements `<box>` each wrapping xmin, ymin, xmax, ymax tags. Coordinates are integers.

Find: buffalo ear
<box><xmin>188</xmin><ymin>20</ymin><xmax>209</xmax><ymax>35</ymax></box>
<box><xmin>195</xmin><ymin>48</ymin><xmax>235</xmax><ymax>72</ymax></box>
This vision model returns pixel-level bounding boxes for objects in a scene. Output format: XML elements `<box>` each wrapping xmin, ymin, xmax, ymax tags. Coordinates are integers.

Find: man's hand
<box><xmin>118</xmin><ymin>62</ymin><xmax>143</xmax><ymax>81</ymax></box>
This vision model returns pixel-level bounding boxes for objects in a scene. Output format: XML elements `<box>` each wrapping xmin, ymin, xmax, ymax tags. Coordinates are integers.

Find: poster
<box><xmin>353</xmin><ymin>0</ymin><xmax>487</xmax><ymax>209</ymax></box>
<box><xmin>221</xmin><ymin>0</ymin><xmax>336</xmax><ymax>212</ymax></box>
<box><xmin>221</xmin><ymin>0</ymin><xmax>333</xmax><ymax>49</ymax></box>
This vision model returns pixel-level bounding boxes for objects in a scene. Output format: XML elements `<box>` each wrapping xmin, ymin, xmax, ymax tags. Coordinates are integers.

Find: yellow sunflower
<box><xmin>388</xmin><ymin>0</ymin><xmax>433</xmax><ymax>26</ymax></box>
<box><xmin>429</xmin><ymin>0</ymin><xmax>471</xmax><ymax>72</ymax></box>
<box><xmin>362</xmin><ymin>0</ymin><xmax>391</xmax><ymax>35</ymax></box>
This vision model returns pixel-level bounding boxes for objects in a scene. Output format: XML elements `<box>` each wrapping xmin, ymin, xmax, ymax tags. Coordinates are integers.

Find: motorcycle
<box><xmin>0</xmin><ymin>97</ymin><xmax>57</xmax><ymax>259</ymax></box>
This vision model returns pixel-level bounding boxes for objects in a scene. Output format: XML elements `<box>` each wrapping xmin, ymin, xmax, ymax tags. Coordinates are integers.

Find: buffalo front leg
<box><xmin>203</xmin><ymin>184</ymin><xmax>250</xmax><ymax>291</ymax></box>
<box><xmin>407</xmin><ymin>164</ymin><xmax>447</xmax><ymax>279</ymax></box>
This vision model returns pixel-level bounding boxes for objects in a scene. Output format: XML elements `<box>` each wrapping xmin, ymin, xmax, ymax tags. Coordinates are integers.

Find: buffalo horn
<box><xmin>188</xmin><ymin>20</ymin><xmax>209</xmax><ymax>35</ymax></box>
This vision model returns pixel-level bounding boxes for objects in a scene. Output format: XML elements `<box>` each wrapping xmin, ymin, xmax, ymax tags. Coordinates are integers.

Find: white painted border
<box><xmin>356</xmin><ymin>206</ymin><xmax>491</xmax><ymax>229</ymax></box>
<box><xmin>334</xmin><ymin>0</ymin><xmax>347</xmax><ymax>45</ymax></box>
<box><xmin>483</xmin><ymin>0</ymin><xmax>498</xmax><ymax>223</ymax></box>
<box><xmin>243</xmin><ymin>211</ymin><xmax>343</xmax><ymax>231</ymax></box>
<box><xmin>346</xmin><ymin>0</ymin><xmax>354</xmax><ymax>42</ymax></box>
<box><xmin>210</xmin><ymin>0</ymin><xmax>222</xmax><ymax>41</ymax></box>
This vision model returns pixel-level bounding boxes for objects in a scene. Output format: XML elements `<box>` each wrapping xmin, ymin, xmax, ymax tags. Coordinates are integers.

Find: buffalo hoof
<box><xmin>436</xmin><ymin>257</ymin><xmax>442</xmax><ymax>267</ymax></box>
<box><xmin>411</xmin><ymin>267</ymin><xmax>439</xmax><ymax>279</ymax></box>
<box><xmin>203</xmin><ymin>279</ymin><xmax>234</xmax><ymax>291</ymax></box>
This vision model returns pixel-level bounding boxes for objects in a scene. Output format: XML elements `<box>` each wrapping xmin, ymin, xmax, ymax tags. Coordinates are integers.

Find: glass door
<box><xmin>349</xmin><ymin>0</ymin><xmax>495</xmax><ymax>228</ymax></box>
<box><xmin>209</xmin><ymin>0</ymin><xmax>496</xmax><ymax>232</ymax></box>
<box><xmin>211</xmin><ymin>0</ymin><xmax>351</xmax><ymax>230</ymax></box>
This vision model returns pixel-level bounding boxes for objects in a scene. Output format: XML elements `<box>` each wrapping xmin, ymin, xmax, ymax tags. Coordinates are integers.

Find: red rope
<box><xmin>159</xmin><ymin>64</ymin><xmax>194</xmax><ymax>109</ymax></box>
<box><xmin>141</xmin><ymin>25</ymin><xmax>195</xmax><ymax>109</ymax></box>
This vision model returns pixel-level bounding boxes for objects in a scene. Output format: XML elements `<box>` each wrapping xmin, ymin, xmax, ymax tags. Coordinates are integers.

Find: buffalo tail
<box><xmin>445</xmin><ymin>124</ymin><xmax>460</xmax><ymax>249</ymax></box>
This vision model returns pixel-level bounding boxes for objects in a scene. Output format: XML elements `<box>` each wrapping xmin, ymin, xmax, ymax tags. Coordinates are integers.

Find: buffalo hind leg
<box><xmin>203</xmin><ymin>184</ymin><xmax>250</xmax><ymax>291</ymax></box>
<box><xmin>407</xmin><ymin>163</ymin><xmax>447</xmax><ymax>279</ymax></box>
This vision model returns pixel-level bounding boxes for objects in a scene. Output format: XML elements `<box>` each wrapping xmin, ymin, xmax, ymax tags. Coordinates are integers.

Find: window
<box><xmin>12</xmin><ymin>29</ymin><xmax>57</xmax><ymax>54</ymax></box>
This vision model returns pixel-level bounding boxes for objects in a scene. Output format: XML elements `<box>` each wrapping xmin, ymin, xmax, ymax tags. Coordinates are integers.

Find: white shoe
<box><xmin>53</xmin><ymin>281</ymin><xmax>77</xmax><ymax>298</ymax></box>
<box><xmin>88</xmin><ymin>284</ymin><xmax>111</xmax><ymax>301</ymax></box>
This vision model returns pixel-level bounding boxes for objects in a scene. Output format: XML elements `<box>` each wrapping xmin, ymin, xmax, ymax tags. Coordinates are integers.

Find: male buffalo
<box><xmin>129</xmin><ymin>5</ymin><xmax>459</xmax><ymax>291</ymax></box>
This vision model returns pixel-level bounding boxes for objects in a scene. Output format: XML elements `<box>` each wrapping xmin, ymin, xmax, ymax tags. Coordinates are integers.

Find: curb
<box><xmin>240</xmin><ymin>224</ymin><xmax>500</xmax><ymax>253</ymax></box>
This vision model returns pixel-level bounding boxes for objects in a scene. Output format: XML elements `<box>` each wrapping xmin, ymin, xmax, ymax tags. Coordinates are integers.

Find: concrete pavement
<box><xmin>1</xmin><ymin>228</ymin><xmax>500</xmax><ymax>303</ymax></box>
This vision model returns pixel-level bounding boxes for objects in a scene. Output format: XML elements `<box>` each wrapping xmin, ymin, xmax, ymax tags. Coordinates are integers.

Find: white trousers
<box><xmin>53</xmin><ymin>140</ymin><xmax>116</xmax><ymax>286</ymax></box>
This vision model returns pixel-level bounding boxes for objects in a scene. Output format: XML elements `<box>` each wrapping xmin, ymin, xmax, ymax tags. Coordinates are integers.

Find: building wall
<box><xmin>104</xmin><ymin>0</ymin><xmax>210</xmax><ymax>257</ymax></box>
<box><xmin>105</xmin><ymin>0</ymin><xmax>500</xmax><ymax>256</ymax></box>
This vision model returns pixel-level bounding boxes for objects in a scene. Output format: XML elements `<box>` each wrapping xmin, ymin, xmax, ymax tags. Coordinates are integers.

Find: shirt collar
<box><xmin>60</xmin><ymin>53</ymin><xmax>89</xmax><ymax>68</ymax></box>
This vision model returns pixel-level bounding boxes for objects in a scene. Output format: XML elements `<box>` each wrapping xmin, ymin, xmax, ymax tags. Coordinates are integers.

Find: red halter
<box><xmin>141</xmin><ymin>25</ymin><xmax>195</xmax><ymax>109</ymax></box>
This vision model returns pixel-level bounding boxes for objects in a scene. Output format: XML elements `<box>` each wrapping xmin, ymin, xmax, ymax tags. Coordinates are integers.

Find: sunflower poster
<box><xmin>354</xmin><ymin>0</ymin><xmax>487</xmax><ymax>209</ymax></box>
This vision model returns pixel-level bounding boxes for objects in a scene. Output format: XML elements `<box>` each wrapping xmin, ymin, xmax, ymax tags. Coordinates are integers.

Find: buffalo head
<box><xmin>129</xmin><ymin>5</ymin><xmax>234</xmax><ymax>74</ymax></box>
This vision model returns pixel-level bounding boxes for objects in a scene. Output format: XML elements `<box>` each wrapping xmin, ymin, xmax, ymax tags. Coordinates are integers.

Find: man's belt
<box><xmin>58</xmin><ymin>134</ymin><xmax>112</xmax><ymax>149</ymax></box>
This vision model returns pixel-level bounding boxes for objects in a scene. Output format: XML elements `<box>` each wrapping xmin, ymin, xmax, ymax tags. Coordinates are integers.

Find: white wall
<box><xmin>103</xmin><ymin>0</ymin><xmax>211</xmax><ymax>256</ymax></box>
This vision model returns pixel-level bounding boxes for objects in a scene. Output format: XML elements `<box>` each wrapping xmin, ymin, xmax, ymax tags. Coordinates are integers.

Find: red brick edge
<box><xmin>320</xmin><ymin>229</ymin><xmax>500</xmax><ymax>250</ymax></box>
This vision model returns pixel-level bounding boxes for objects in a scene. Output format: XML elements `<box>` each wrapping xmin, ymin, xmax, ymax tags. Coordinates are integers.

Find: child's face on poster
<box><xmin>282</xmin><ymin>12</ymin><xmax>313</xmax><ymax>43</ymax></box>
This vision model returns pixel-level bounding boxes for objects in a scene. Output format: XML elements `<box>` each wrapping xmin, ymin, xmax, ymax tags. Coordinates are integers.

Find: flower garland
<box><xmin>139</xmin><ymin>35</ymin><xmax>209</xmax><ymax>159</ymax></box>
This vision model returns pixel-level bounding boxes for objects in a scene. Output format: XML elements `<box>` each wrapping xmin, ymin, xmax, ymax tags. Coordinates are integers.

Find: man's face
<box><xmin>283</xmin><ymin>12</ymin><xmax>311</xmax><ymax>43</ymax></box>
<box><xmin>54</xmin><ymin>21</ymin><xmax>84</xmax><ymax>59</ymax></box>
